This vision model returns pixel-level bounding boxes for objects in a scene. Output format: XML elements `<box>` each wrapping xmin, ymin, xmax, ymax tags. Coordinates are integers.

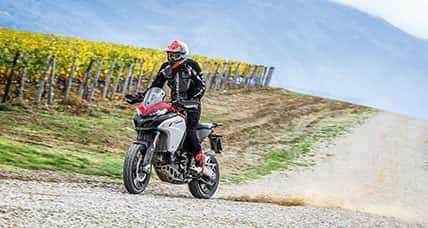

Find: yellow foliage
<box><xmin>0</xmin><ymin>27</ymin><xmax>257</xmax><ymax>81</ymax></box>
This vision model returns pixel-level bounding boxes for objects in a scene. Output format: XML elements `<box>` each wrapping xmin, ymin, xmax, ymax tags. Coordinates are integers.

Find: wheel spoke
<box><xmin>132</xmin><ymin>151</ymin><xmax>147</xmax><ymax>187</ymax></box>
<box><xmin>199</xmin><ymin>157</ymin><xmax>218</xmax><ymax>193</ymax></box>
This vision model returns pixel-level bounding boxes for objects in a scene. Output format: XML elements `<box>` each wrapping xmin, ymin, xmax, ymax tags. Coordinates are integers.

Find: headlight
<box><xmin>150</xmin><ymin>108</ymin><xmax>168</xmax><ymax>116</ymax></box>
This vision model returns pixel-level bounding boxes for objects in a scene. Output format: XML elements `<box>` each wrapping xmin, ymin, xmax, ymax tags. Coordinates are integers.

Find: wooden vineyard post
<box><xmin>215</xmin><ymin>63</ymin><xmax>222</xmax><ymax>90</ymax></box>
<box><xmin>253</xmin><ymin>65</ymin><xmax>260</xmax><ymax>87</ymax></box>
<box><xmin>237</xmin><ymin>65</ymin><xmax>245</xmax><ymax>88</ymax></box>
<box><xmin>36</xmin><ymin>55</ymin><xmax>54</xmax><ymax>104</ymax></box>
<box><xmin>248</xmin><ymin>66</ymin><xmax>254</xmax><ymax>88</ymax></box>
<box><xmin>134</xmin><ymin>59</ymin><xmax>144</xmax><ymax>94</ymax></box>
<box><xmin>247</xmin><ymin>65</ymin><xmax>257</xmax><ymax>88</ymax></box>
<box><xmin>215</xmin><ymin>63</ymin><xmax>223</xmax><ymax>90</ymax></box>
<box><xmin>205</xmin><ymin>63</ymin><xmax>215</xmax><ymax>91</ymax></box>
<box><xmin>203</xmin><ymin>63</ymin><xmax>213</xmax><ymax>89</ymax></box>
<box><xmin>227</xmin><ymin>64</ymin><xmax>234</xmax><ymax>88</ymax></box>
<box><xmin>102</xmin><ymin>58</ymin><xmax>116</xmax><ymax>98</ymax></box>
<box><xmin>208</xmin><ymin>63</ymin><xmax>221</xmax><ymax>91</ymax></box>
<box><xmin>146</xmin><ymin>61</ymin><xmax>159</xmax><ymax>89</ymax></box>
<box><xmin>261</xmin><ymin>66</ymin><xmax>268</xmax><ymax>87</ymax></box>
<box><xmin>260</xmin><ymin>66</ymin><xmax>268</xmax><ymax>88</ymax></box>
<box><xmin>264</xmin><ymin>67</ymin><xmax>275</xmax><ymax>87</ymax></box>
<box><xmin>2</xmin><ymin>51</ymin><xmax>20</xmax><ymax>103</ymax></box>
<box><xmin>232</xmin><ymin>63</ymin><xmax>240</xmax><ymax>89</ymax></box>
<box><xmin>63</xmin><ymin>57</ymin><xmax>77</xmax><ymax>103</ymax></box>
<box><xmin>46</xmin><ymin>54</ymin><xmax>57</xmax><ymax>105</ymax></box>
<box><xmin>264</xmin><ymin>66</ymin><xmax>269</xmax><ymax>87</ymax></box>
<box><xmin>255</xmin><ymin>66</ymin><xmax>261</xmax><ymax>88</ymax></box>
<box><xmin>17</xmin><ymin>53</ymin><xmax>30</xmax><ymax>102</ymax></box>
<box><xmin>219</xmin><ymin>63</ymin><xmax>228</xmax><ymax>90</ymax></box>
<box><xmin>111</xmin><ymin>63</ymin><xmax>124</xmax><ymax>98</ymax></box>
<box><xmin>220</xmin><ymin>63</ymin><xmax>231</xmax><ymax>89</ymax></box>
<box><xmin>88</xmin><ymin>58</ymin><xmax>104</xmax><ymax>101</ymax></box>
<box><xmin>126</xmin><ymin>63</ymin><xmax>136</xmax><ymax>94</ymax></box>
<box><xmin>239</xmin><ymin>65</ymin><xmax>249</xmax><ymax>88</ymax></box>
<box><xmin>226</xmin><ymin>63</ymin><xmax>233</xmax><ymax>89</ymax></box>
<box><xmin>254</xmin><ymin>65</ymin><xmax>261</xmax><ymax>88</ymax></box>
<box><xmin>213</xmin><ymin>63</ymin><xmax>224</xmax><ymax>90</ymax></box>
<box><xmin>122</xmin><ymin>63</ymin><xmax>135</xmax><ymax>96</ymax></box>
<box><xmin>79</xmin><ymin>59</ymin><xmax>95</xmax><ymax>99</ymax></box>
<box><xmin>256</xmin><ymin>65</ymin><xmax>263</xmax><ymax>87</ymax></box>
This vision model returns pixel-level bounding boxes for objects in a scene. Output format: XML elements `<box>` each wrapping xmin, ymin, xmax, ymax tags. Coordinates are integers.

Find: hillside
<box><xmin>1</xmin><ymin>1</ymin><xmax>428</xmax><ymax>118</ymax></box>
<box><xmin>0</xmin><ymin>88</ymin><xmax>370</xmax><ymax>183</ymax></box>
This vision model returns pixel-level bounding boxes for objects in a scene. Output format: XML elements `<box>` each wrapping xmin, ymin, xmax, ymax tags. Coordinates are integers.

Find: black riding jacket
<box><xmin>150</xmin><ymin>59</ymin><xmax>206</xmax><ymax>103</ymax></box>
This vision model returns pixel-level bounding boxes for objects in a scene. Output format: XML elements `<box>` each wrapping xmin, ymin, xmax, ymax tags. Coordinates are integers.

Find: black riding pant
<box><xmin>183</xmin><ymin>105</ymin><xmax>202</xmax><ymax>156</ymax></box>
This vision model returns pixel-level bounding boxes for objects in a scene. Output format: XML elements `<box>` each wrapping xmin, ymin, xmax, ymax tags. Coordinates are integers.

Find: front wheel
<box><xmin>123</xmin><ymin>144</ymin><xmax>151</xmax><ymax>194</ymax></box>
<box><xmin>188</xmin><ymin>155</ymin><xmax>220</xmax><ymax>199</ymax></box>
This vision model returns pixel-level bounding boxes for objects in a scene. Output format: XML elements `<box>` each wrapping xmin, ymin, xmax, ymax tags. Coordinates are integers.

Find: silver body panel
<box><xmin>158</xmin><ymin>115</ymin><xmax>186</xmax><ymax>152</ymax></box>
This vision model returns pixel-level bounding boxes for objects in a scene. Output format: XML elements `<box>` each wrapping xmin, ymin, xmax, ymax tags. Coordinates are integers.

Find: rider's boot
<box><xmin>190</xmin><ymin>150</ymin><xmax>204</xmax><ymax>175</ymax></box>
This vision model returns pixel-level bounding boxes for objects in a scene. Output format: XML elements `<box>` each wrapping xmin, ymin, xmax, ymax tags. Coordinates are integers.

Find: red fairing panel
<box><xmin>136</xmin><ymin>102</ymin><xmax>176</xmax><ymax>116</ymax></box>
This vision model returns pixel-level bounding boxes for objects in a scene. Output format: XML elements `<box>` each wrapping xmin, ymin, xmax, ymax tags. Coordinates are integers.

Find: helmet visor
<box><xmin>167</xmin><ymin>52</ymin><xmax>183</xmax><ymax>62</ymax></box>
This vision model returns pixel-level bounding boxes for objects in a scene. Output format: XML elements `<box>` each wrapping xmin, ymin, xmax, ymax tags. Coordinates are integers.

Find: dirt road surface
<box><xmin>220</xmin><ymin>112</ymin><xmax>428</xmax><ymax>225</ymax></box>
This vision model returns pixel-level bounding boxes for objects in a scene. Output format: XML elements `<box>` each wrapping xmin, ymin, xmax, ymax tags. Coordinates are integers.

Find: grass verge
<box><xmin>224</xmin><ymin>108</ymin><xmax>373</xmax><ymax>183</ymax></box>
<box><xmin>0</xmin><ymin>138</ymin><xmax>123</xmax><ymax>177</ymax></box>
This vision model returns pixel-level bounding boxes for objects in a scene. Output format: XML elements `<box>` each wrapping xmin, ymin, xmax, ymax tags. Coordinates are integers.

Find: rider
<box><xmin>150</xmin><ymin>40</ymin><xmax>206</xmax><ymax>174</ymax></box>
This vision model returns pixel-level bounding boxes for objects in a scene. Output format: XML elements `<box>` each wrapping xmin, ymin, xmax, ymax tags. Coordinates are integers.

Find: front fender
<box><xmin>132</xmin><ymin>140</ymin><xmax>150</xmax><ymax>149</ymax></box>
<box><xmin>141</xmin><ymin>131</ymin><xmax>161</xmax><ymax>173</ymax></box>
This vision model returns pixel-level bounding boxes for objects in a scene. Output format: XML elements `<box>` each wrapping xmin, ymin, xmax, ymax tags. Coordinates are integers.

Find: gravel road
<box><xmin>0</xmin><ymin>179</ymin><xmax>416</xmax><ymax>228</ymax></box>
<box><xmin>0</xmin><ymin>112</ymin><xmax>426</xmax><ymax>227</ymax></box>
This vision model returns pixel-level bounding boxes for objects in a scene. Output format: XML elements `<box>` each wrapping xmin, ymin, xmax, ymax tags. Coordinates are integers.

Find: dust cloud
<box><xmin>219</xmin><ymin>112</ymin><xmax>428</xmax><ymax>224</ymax></box>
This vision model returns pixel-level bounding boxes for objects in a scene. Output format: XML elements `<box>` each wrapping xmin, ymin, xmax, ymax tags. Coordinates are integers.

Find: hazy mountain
<box><xmin>1</xmin><ymin>0</ymin><xmax>427</xmax><ymax>119</ymax></box>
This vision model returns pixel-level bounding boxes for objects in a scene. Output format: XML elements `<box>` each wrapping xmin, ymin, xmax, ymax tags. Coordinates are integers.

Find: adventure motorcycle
<box><xmin>123</xmin><ymin>87</ymin><xmax>223</xmax><ymax>199</ymax></box>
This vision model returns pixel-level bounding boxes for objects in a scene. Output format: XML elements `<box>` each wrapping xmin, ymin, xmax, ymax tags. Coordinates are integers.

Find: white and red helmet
<box><xmin>165</xmin><ymin>40</ymin><xmax>188</xmax><ymax>62</ymax></box>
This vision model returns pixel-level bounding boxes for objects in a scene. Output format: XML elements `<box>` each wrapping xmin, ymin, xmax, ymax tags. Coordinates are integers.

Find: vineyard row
<box><xmin>0</xmin><ymin>50</ymin><xmax>274</xmax><ymax>105</ymax></box>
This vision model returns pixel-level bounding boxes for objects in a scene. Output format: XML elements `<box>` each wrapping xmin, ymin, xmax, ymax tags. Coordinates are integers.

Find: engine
<box><xmin>153</xmin><ymin>151</ymin><xmax>190</xmax><ymax>184</ymax></box>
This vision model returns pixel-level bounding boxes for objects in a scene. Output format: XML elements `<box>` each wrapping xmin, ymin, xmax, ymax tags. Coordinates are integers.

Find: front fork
<box><xmin>136</xmin><ymin>131</ymin><xmax>160</xmax><ymax>174</ymax></box>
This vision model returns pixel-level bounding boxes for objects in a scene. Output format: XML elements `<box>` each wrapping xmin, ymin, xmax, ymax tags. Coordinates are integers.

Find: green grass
<box><xmin>0</xmin><ymin>138</ymin><xmax>123</xmax><ymax>177</ymax></box>
<box><xmin>1</xmin><ymin>104</ymin><xmax>133</xmax><ymax>146</ymax></box>
<box><xmin>0</xmin><ymin>103</ymin><xmax>132</xmax><ymax>177</ymax></box>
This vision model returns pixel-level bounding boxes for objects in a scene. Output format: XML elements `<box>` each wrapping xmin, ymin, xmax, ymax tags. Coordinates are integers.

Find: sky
<box><xmin>332</xmin><ymin>0</ymin><xmax>428</xmax><ymax>39</ymax></box>
<box><xmin>0</xmin><ymin>0</ymin><xmax>428</xmax><ymax>119</ymax></box>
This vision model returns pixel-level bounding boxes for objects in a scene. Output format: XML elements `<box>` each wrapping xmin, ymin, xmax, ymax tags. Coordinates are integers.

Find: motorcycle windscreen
<box><xmin>143</xmin><ymin>87</ymin><xmax>166</xmax><ymax>108</ymax></box>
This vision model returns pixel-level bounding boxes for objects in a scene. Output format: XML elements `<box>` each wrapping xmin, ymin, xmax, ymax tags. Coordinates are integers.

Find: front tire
<box><xmin>123</xmin><ymin>144</ymin><xmax>151</xmax><ymax>194</ymax></box>
<box><xmin>188</xmin><ymin>155</ymin><xmax>220</xmax><ymax>199</ymax></box>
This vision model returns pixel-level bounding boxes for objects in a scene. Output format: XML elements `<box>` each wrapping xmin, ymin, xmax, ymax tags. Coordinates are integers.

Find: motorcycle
<box><xmin>123</xmin><ymin>87</ymin><xmax>223</xmax><ymax>199</ymax></box>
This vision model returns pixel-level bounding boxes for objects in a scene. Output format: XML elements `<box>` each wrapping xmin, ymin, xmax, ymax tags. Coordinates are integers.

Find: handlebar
<box><xmin>125</xmin><ymin>93</ymin><xmax>200</xmax><ymax>110</ymax></box>
<box><xmin>125</xmin><ymin>92</ymin><xmax>145</xmax><ymax>105</ymax></box>
<box><xmin>171</xmin><ymin>99</ymin><xmax>200</xmax><ymax>110</ymax></box>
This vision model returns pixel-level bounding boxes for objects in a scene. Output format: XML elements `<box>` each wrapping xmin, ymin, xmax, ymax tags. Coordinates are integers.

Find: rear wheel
<box><xmin>188</xmin><ymin>155</ymin><xmax>220</xmax><ymax>199</ymax></box>
<box><xmin>123</xmin><ymin>144</ymin><xmax>151</xmax><ymax>194</ymax></box>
